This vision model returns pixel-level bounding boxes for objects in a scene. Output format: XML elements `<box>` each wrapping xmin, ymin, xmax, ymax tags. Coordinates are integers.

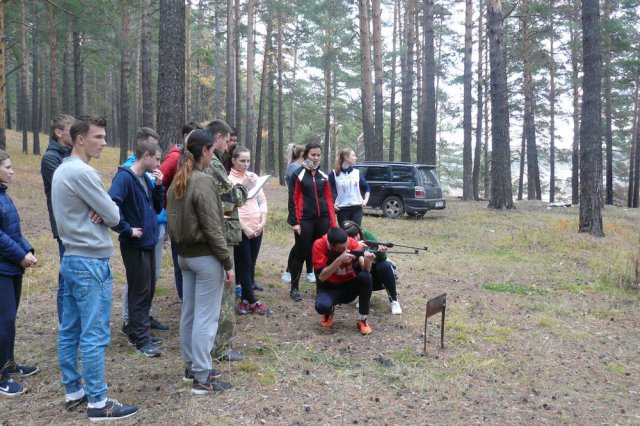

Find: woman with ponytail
<box><xmin>286</xmin><ymin>143</ymin><xmax>336</xmax><ymax>301</ymax></box>
<box><xmin>166</xmin><ymin>130</ymin><xmax>235</xmax><ymax>395</ymax></box>
<box><xmin>328</xmin><ymin>148</ymin><xmax>370</xmax><ymax>226</ymax></box>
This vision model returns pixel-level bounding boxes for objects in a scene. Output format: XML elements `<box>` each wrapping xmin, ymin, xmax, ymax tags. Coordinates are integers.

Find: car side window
<box><xmin>390</xmin><ymin>166</ymin><xmax>413</xmax><ymax>183</ymax></box>
<box><xmin>365</xmin><ymin>166</ymin><xmax>389</xmax><ymax>181</ymax></box>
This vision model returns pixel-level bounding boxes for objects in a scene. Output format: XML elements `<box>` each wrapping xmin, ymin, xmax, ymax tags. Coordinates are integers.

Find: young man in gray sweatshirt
<box><xmin>52</xmin><ymin>114</ymin><xmax>139</xmax><ymax>421</ymax></box>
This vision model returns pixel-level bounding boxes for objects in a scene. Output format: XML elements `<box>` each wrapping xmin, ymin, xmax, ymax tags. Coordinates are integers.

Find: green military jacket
<box><xmin>204</xmin><ymin>150</ymin><xmax>248</xmax><ymax>245</ymax></box>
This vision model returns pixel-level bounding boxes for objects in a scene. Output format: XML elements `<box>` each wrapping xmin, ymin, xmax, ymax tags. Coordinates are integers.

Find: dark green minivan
<box><xmin>353</xmin><ymin>162</ymin><xmax>446</xmax><ymax>218</ymax></box>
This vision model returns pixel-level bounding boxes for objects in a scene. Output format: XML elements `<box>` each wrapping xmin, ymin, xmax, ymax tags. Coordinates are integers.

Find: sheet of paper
<box><xmin>247</xmin><ymin>174</ymin><xmax>271</xmax><ymax>199</ymax></box>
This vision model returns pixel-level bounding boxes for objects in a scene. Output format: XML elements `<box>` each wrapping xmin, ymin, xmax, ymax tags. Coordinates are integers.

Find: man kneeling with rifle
<box><xmin>312</xmin><ymin>227</ymin><xmax>376</xmax><ymax>335</ymax></box>
<box><xmin>342</xmin><ymin>220</ymin><xmax>403</xmax><ymax>315</ymax></box>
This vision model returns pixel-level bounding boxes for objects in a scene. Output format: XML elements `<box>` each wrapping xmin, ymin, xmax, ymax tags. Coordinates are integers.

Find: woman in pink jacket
<box><xmin>228</xmin><ymin>146</ymin><xmax>272</xmax><ymax>315</ymax></box>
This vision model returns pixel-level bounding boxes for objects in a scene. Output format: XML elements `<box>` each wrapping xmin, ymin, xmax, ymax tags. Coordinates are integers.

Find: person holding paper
<box><xmin>228</xmin><ymin>146</ymin><xmax>272</xmax><ymax>315</ymax></box>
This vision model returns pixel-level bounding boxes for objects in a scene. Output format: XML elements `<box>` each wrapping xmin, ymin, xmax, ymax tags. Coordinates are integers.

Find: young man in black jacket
<box><xmin>40</xmin><ymin>114</ymin><xmax>75</xmax><ymax>323</ymax></box>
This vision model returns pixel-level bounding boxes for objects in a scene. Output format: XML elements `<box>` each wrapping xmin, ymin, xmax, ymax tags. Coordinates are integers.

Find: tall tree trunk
<box><xmin>462</xmin><ymin>0</ymin><xmax>473</xmax><ymax>199</ymax></box>
<box><xmin>629</xmin><ymin>82</ymin><xmax>639</xmax><ymax>207</ymax></box>
<box><xmin>549</xmin><ymin>8</ymin><xmax>557</xmax><ymax>203</ymax></box>
<box><xmin>603</xmin><ymin>0</ymin><xmax>613</xmax><ymax>205</ymax></box>
<box><xmin>578</xmin><ymin>0</ymin><xmax>604</xmax><ymax>236</ymax></box>
<box><xmin>62</xmin><ymin>22</ymin><xmax>72</xmax><ymax>114</ymax></box>
<box><xmin>225</xmin><ymin>0</ymin><xmax>235</xmax><ymax>126</ymax></box>
<box><xmin>517</xmin><ymin>129</ymin><xmax>525</xmax><ymax>200</ymax></box>
<box><xmin>288</xmin><ymin>18</ymin><xmax>300</xmax><ymax>147</ymax></box>
<box><xmin>141</xmin><ymin>1</ymin><xmax>153</xmax><ymax>127</ymax></box>
<box><xmin>31</xmin><ymin>1</ymin><xmax>41</xmax><ymax>155</ymax></box>
<box><xmin>371</xmin><ymin>0</ymin><xmax>383</xmax><ymax>160</ymax></box>
<box><xmin>156</xmin><ymin>0</ymin><xmax>185</xmax><ymax>152</ymax></box>
<box><xmin>47</xmin><ymin>4</ymin><xmax>57</xmax><ymax>120</ymax></box>
<box><xmin>120</xmin><ymin>4</ymin><xmax>130</xmax><ymax>164</ymax></box>
<box><xmin>255</xmin><ymin>21</ymin><xmax>272</xmax><ymax>176</ymax></box>
<box><xmin>185</xmin><ymin>0</ymin><xmax>192</xmax><ymax>120</ymax></box>
<box><xmin>5</xmin><ymin>71</ymin><xmax>10</xmax><ymax>131</ymax></box>
<box><xmin>19</xmin><ymin>0</ymin><xmax>29</xmax><ymax>153</ymax></box>
<box><xmin>633</xmin><ymin>79</ymin><xmax>640</xmax><ymax>207</ymax></box>
<box><xmin>277</xmin><ymin>12</ymin><xmax>285</xmax><ymax>184</ymax></box>
<box><xmin>473</xmin><ymin>0</ymin><xmax>484</xmax><ymax>200</ymax></box>
<box><xmin>570</xmin><ymin>0</ymin><xmax>580</xmax><ymax>204</ymax></box>
<box><xmin>322</xmin><ymin>33</ymin><xmax>333</xmax><ymax>172</ymax></box>
<box><xmin>358</xmin><ymin>0</ymin><xmax>375</xmax><ymax>160</ymax></box>
<box><xmin>414</xmin><ymin>6</ymin><xmax>422</xmax><ymax>163</ymax></box>
<box><xmin>213</xmin><ymin>10</ymin><xmax>223</xmax><ymax>119</ymax></box>
<box><xmin>486</xmin><ymin>0</ymin><xmax>513</xmax><ymax>210</ymax></box>
<box><xmin>400</xmin><ymin>0</ymin><xmax>415</xmax><ymax>162</ymax></box>
<box><xmin>483</xmin><ymin>38</ymin><xmax>490</xmax><ymax>199</ymax></box>
<box><xmin>421</xmin><ymin>0</ymin><xmax>436</xmax><ymax>165</ymax></box>
<box><xmin>267</xmin><ymin>59</ymin><xmax>275</xmax><ymax>175</ymax></box>
<box><xmin>73</xmin><ymin>31</ymin><xmax>84</xmax><ymax>116</ymax></box>
<box><xmin>389</xmin><ymin>0</ymin><xmax>400</xmax><ymax>161</ymax></box>
<box><xmin>245</xmin><ymin>0</ymin><xmax>256</xmax><ymax>153</ymax></box>
<box><xmin>522</xmin><ymin>10</ymin><xmax>541</xmax><ymax>200</ymax></box>
<box><xmin>0</xmin><ymin>2</ymin><xmax>5</xmax><ymax>150</ymax></box>
<box><xmin>234</xmin><ymin>0</ymin><xmax>242</xmax><ymax>138</ymax></box>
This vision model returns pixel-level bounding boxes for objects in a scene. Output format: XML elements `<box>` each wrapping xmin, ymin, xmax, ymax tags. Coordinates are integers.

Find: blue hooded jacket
<box><xmin>109</xmin><ymin>166</ymin><xmax>164</xmax><ymax>249</ymax></box>
<box><xmin>0</xmin><ymin>184</ymin><xmax>33</xmax><ymax>276</ymax></box>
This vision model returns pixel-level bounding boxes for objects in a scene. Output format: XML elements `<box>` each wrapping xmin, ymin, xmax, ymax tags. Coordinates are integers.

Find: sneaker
<box><xmin>320</xmin><ymin>310</ymin><xmax>334</xmax><ymax>328</ymax></box>
<box><xmin>281</xmin><ymin>271</ymin><xmax>292</xmax><ymax>283</ymax></box>
<box><xmin>183</xmin><ymin>367</ymin><xmax>221</xmax><ymax>382</ymax></box>
<box><xmin>252</xmin><ymin>282</ymin><xmax>265</xmax><ymax>291</ymax></box>
<box><xmin>87</xmin><ymin>398</ymin><xmax>138</xmax><ymax>422</ymax></box>
<box><xmin>236</xmin><ymin>300</ymin><xmax>250</xmax><ymax>315</ymax></box>
<box><xmin>306</xmin><ymin>272</ymin><xmax>316</xmax><ymax>283</ymax></box>
<box><xmin>151</xmin><ymin>335</ymin><xmax>164</xmax><ymax>345</ymax></box>
<box><xmin>65</xmin><ymin>395</ymin><xmax>88</xmax><ymax>411</ymax></box>
<box><xmin>136</xmin><ymin>342</ymin><xmax>161</xmax><ymax>358</ymax></box>
<box><xmin>191</xmin><ymin>372</ymin><xmax>230</xmax><ymax>395</ymax></box>
<box><xmin>390</xmin><ymin>300</ymin><xmax>403</xmax><ymax>315</ymax></box>
<box><xmin>249</xmin><ymin>301</ymin><xmax>272</xmax><ymax>315</ymax></box>
<box><xmin>0</xmin><ymin>378</ymin><xmax>24</xmax><ymax>397</ymax></box>
<box><xmin>8</xmin><ymin>364</ymin><xmax>39</xmax><ymax>377</ymax></box>
<box><xmin>150</xmin><ymin>316</ymin><xmax>169</xmax><ymax>331</ymax></box>
<box><xmin>357</xmin><ymin>318</ymin><xmax>372</xmax><ymax>335</ymax></box>
<box><xmin>289</xmin><ymin>288</ymin><xmax>302</xmax><ymax>302</ymax></box>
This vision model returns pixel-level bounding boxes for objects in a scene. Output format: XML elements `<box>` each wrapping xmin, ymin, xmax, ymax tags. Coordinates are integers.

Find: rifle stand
<box><xmin>423</xmin><ymin>293</ymin><xmax>446</xmax><ymax>354</ymax></box>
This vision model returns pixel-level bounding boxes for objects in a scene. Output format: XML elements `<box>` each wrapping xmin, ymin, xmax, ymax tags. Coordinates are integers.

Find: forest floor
<box><xmin>1</xmin><ymin>129</ymin><xmax>640</xmax><ymax>425</ymax></box>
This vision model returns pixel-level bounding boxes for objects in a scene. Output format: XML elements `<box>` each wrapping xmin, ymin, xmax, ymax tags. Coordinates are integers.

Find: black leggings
<box><xmin>371</xmin><ymin>261</ymin><xmax>397</xmax><ymax>301</ymax></box>
<box><xmin>315</xmin><ymin>271</ymin><xmax>373</xmax><ymax>316</ymax></box>
<box><xmin>288</xmin><ymin>217</ymin><xmax>330</xmax><ymax>288</ymax></box>
<box><xmin>234</xmin><ymin>233</ymin><xmax>263</xmax><ymax>304</ymax></box>
<box><xmin>286</xmin><ymin>247</ymin><xmax>313</xmax><ymax>274</ymax></box>
<box><xmin>0</xmin><ymin>275</ymin><xmax>21</xmax><ymax>377</ymax></box>
<box><xmin>336</xmin><ymin>205</ymin><xmax>363</xmax><ymax>226</ymax></box>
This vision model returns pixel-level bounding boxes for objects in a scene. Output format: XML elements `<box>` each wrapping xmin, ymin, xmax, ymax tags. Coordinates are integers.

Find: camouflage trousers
<box><xmin>212</xmin><ymin>247</ymin><xmax>236</xmax><ymax>359</ymax></box>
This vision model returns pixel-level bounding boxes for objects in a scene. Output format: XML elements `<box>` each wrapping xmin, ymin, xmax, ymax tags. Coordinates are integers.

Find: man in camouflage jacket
<box><xmin>204</xmin><ymin>120</ymin><xmax>248</xmax><ymax>361</ymax></box>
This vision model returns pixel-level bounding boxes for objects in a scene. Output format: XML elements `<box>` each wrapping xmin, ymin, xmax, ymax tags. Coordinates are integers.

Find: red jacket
<box><xmin>312</xmin><ymin>235</ymin><xmax>360</xmax><ymax>284</ymax></box>
<box><xmin>160</xmin><ymin>144</ymin><xmax>183</xmax><ymax>189</ymax></box>
<box><xmin>287</xmin><ymin>167</ymin><xmax>337</xmax><ymax>227</ymax></box>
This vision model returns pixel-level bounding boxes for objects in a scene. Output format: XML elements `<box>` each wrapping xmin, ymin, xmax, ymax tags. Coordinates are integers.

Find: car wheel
<box><xmin>382</xmin><ymin>196</ymin><xmax>404</xmax><ymax>219</ymax></box>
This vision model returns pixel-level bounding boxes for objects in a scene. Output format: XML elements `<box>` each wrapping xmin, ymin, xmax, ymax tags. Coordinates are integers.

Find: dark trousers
<box><xmin>170</xmin><ymin>239</ymin><xmax>183</xmax><ymax>300</ymax></box>
<box><xmin>0</xmin><ymin>275</ymin><xmax>21</xmax><ymax>377</ymax></box>
<box><xmin>234</xmin><ymin>233</ymin><xmax>263</xmax><ymax>304</ymax></box>
<box><xmin>286</xmin><ymin>246</ymin><xmax>313</xmax><ymax>274</ymax></box>
<box><xmin>120</xmin><ymin>245</ymin><xmax>155</xmax><ymax>347</ymax></box>
<box><xmin>315</xmin><ymin>271</ymin><xmax>372</xmax><ymax>316</ymax></box>
<box><xmin>371</xmin><ymin>261</ymin><xmax>397</xmax><ymax>301</ymax></box>
<box><xmin>336</xmin><ymin>205</ymin><xmax>363</xmax><ymax>226</ymax></box>
<box><xmin>56</xmin><ymin>237</ymin><xmax>66</xmax><ymax>323</ymax></box>
<box><xmin>288</xmin><ymin>217</ymin><xmax>330</xmax><ymax>288</ymax></box>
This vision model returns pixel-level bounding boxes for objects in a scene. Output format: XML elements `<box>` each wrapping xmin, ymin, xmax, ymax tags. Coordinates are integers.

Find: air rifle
<box><xmin>361</xmin><ymin>240</ymin><xmax>428</xmax><ymax>255</ymax></box>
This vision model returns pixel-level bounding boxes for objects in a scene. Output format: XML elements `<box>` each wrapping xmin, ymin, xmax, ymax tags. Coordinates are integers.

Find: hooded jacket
<box><xmin>0</xmin><ymin>184</ymin><xmax>33</xmax><ymax>276</ymax></box>
<box><xmin>40</xmin><ymin>139</ymin><xmax>71</xmax><ymax>238</ymax></box>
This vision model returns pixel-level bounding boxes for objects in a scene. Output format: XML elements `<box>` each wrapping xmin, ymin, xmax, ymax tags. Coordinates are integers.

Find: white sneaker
<box><xmin>281</xmin><ymin>272</ymin><xmax>291</xmax><ymax>283</ymax></box>
<box><xmin>306</xmin><ymin>273</ymin><xmax>316</xmax><ymax>283</ymax></box>
<box><xmin>390</xmin><ymin>300</ymin><xmax>403</xmax><ymax>315</ymax></box>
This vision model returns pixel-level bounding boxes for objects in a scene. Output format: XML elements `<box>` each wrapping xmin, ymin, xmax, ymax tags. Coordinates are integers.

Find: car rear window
<box><xmin>364</xmin><ymin>166</ymin><xmax>389</xmax><ymax>181</ymax></box>
<box><xmin>390</xmin><ymin>166</ymin><xmax>414</xmax><ymax>183</ymax></box>
<box><xmin>416</xmin><ymin>167</ymin><xmax>439</xmax><ymax>186</ymax></box>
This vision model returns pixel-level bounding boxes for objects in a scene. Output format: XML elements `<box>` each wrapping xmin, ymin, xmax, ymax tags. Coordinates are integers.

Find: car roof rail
<box><xmin>358</xmin><ymin>161</ymin><xmax>437</xmax><ymax>168</ymax></box>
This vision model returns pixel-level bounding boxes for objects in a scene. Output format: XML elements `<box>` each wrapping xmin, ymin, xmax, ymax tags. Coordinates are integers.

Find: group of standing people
<box><xmin>284</xmin><ymin>143</ymin><xmax>402</xmax><ymax>336</ymax></box>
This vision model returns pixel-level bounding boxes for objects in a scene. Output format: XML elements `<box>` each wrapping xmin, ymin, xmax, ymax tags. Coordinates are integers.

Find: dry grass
<box><xmin>1</xmin><ymin>129</ymin><xmax>640</xmax><ymax>424</ymax></box>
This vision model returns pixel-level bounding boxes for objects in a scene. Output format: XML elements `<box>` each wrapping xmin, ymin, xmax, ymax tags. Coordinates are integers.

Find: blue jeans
<box><xmin>58</xmin><ymin>256</ymin><xmax>113</xmax><ymax>403</ymax></box>
<box><xmin>56</xmin><ymin>237</ymin><xmax>66</xmax><ymax>323</ymax></box>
